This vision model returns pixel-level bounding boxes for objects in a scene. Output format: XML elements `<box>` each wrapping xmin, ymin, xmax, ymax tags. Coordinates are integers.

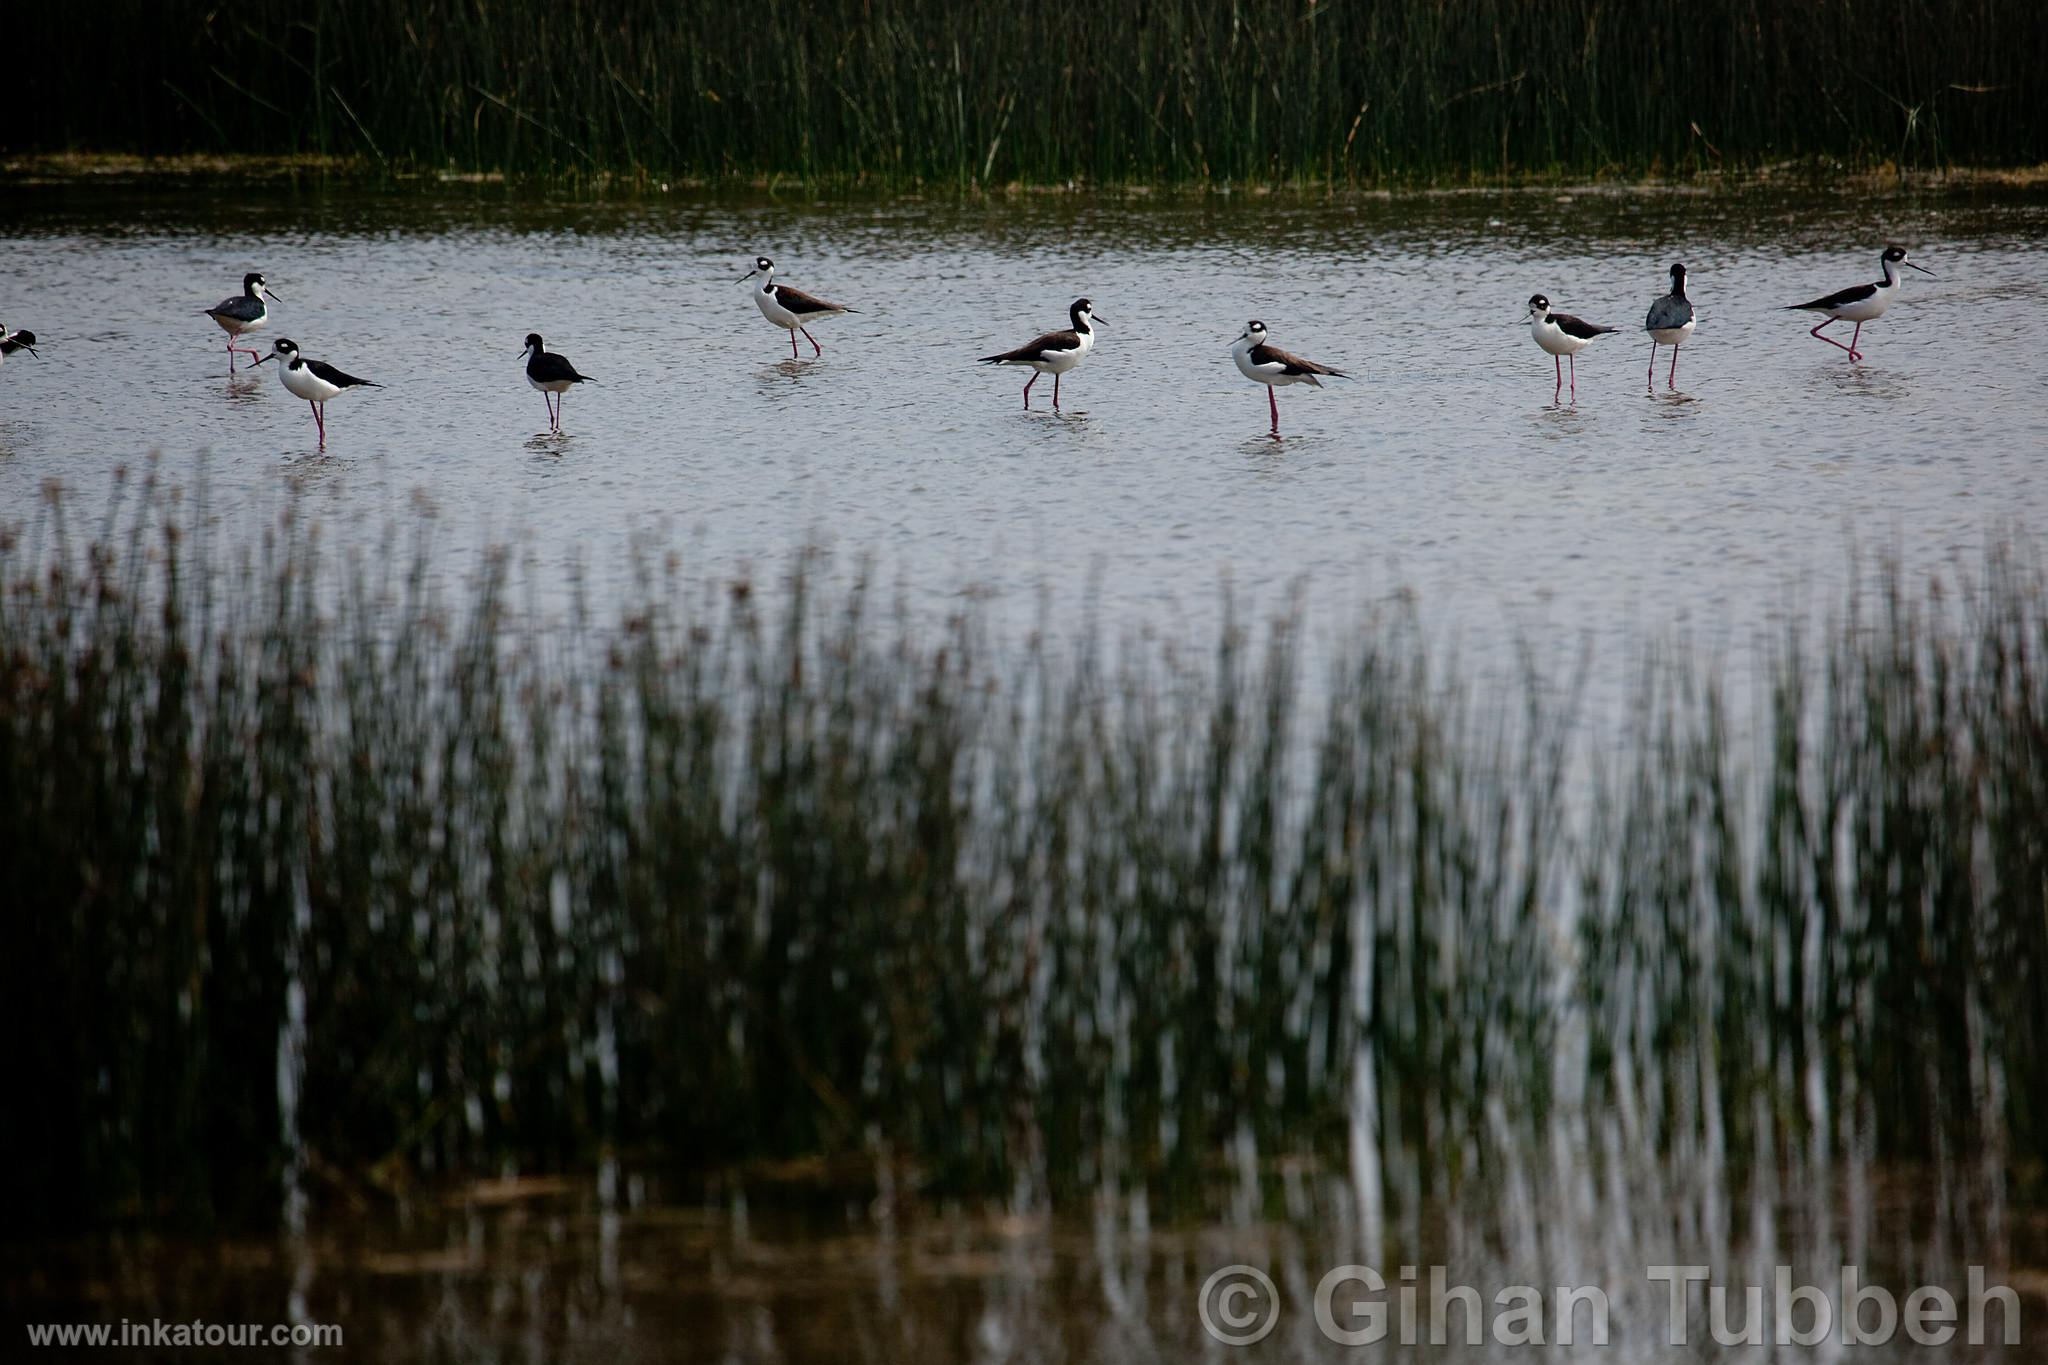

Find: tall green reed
<box><xmin>0</xmin><ymin>475</ymin><xmax>2042</xmax><ymax>1234</ymax></box>
<box><xmin>14</xmin><ymin>1</ymin><xmax>2044</xmax><ymax>184</ymax></box>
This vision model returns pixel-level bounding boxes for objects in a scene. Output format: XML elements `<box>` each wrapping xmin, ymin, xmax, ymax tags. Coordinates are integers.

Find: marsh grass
<box><xmin>14</xmin><ymin>1</ymin><xmax>2045</xmax><ymax>185</ymax></box>
<box><xmin>0</xmin><ymin>477</ymin><xmax>2043</xmax><ymax>1233</ymax></box>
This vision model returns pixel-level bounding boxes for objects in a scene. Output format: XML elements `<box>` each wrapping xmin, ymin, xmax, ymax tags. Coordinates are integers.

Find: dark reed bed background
<box><xmin>0</xmin><ymin>478</ymin><xmax>2043</xmax><ymax>1235</ymax></box>
<box><xmin>10</xmin><ymin>1</ymin><xmax>2043</xmax><ymax>184</ymax></box>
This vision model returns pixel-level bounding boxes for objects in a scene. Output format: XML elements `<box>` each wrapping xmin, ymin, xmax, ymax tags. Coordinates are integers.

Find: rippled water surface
<box><xmin>5</xmin><ymin>182</ymin><xmax>2046</xmax><ymax>679</ymax></box>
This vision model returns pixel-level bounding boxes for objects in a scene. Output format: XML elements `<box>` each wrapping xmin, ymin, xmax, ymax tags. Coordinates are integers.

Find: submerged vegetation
<box><xmin>12</xmin><ymin>1</ymin><xmax>2045</xmax><ymax>185</ymax></box>
<box><xmin>0</xmin><ymin>478</ymin><xmax>2044</xmax><ymax>1234</ymax></box>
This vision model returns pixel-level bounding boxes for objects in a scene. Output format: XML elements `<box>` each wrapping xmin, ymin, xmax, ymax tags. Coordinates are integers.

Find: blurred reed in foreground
<box><xmin>0</xmin><ymin>477</ymin><xmax>2042</xmax><ymax>1233</ymax></box>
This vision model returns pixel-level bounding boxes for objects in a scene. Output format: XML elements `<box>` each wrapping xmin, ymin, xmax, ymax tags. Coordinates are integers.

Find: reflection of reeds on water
<box><xmin>1</xmin><ymin>475</ymin><xmax>2041</xmax><ymax>1234</ymax></box>
<box><xmin>14</xmin><ymin>1</ymin><xmax>2045</xmax><ymax>182</ymax></box>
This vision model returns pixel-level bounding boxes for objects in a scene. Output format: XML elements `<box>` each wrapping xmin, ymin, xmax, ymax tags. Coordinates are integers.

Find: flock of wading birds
<box><xmin>0</xmin><ymin>245</ymin><xmax>1931</xmax><ymax>441</ymax></box>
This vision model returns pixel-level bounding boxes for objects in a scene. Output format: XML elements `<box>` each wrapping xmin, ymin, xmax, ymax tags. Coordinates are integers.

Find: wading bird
<box><xmin>977</xmin><ymin>298</ymin><xmax>1102</xmax><ymax>410</ymax></box>
<box><xmin>521</xmin><ymin>333</ymin><xmax>595</xmax><ymax>433</ymax></box>
<box><xmin>1229</xmin><ymin>320</ymin><xmax>1347</xmax><ymax>435</ymax></box>
<box><xmin>254</xmin><ymin>339</ymin><xmax>380</xmax><ymax>446</ymax></box>
<box><xmin>0</xmin><ymin>323</ymin><xmax>37</xmax><ymax>375</ymax></box>
<box><xmin>741</xmin><ymin>256</ymin><xmax>855</xmax><ymax>358</ymax></box>
<box><xmin>1787</xmin><ymin>246</ymin><xmax>1932</xmax><ymax>362</ymax></box>
<box><xmin>203</xmin><ymin>272</ymin><xmax>282</xmax><ymax>371</ymax></box>
<box><xmin>1526</xmin><ymin>294</ymin><xmax>1617</xmax><ymax>396</ymax></box>
<box><xmin>1644</xmin><ymin>264</ymin><xmax>1696</xmax><ymax>388</ymax></box>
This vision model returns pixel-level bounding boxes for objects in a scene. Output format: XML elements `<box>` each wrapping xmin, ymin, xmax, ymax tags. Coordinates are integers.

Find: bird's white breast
<box><xmin>1530</xmin><ymin>316</ymin><xmax>1590</xmax><ymax>357</ymax></box>
<box><xmin>1233</xmin><ymin>346</ymin><xmax>1296</xmax><ymax>386</ymax></box>
<box><xmin>1043</xmin><ymin>331</ymin><xmax>1093</xmax><ymax>373</ymax></box>
<box><xmin>279</xmin><ymin>362</ymin><xmax>342</xmax><ymax>403</ymax></box>
<box><xmin>1830</xmin><ymin>280</ymin><xmax>1895</xmax><ymax>322</ymax></box>
<box><xmin>753</xmin><ymin>285</ymin><xmax>799</xmax><ymax>329</ymax></box>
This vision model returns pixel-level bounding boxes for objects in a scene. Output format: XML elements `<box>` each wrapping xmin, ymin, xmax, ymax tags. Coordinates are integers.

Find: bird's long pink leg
<box><xmin>1848</xmin><ymin>321</ymin><xmax>1863</xmax><ymax>362</ymax></box>
<box><xmin>1809</xmin><ymin>319</ymin><xmax>1857</xmax><ymax>356</ymax></box>
<box><xmin>1668</xmin><ymin>345</ymin><xmax>1679</xmax><ymax>387</ymax></box>
<box><xmin>801</xmin><ymin>326</ymin><xmax>822</xmax><ymax>357</ymax></box>
<box><xmin>1647</xmin><ymin>341</ymin><xmax>1657</xmax><ymax>386</ymax></box>
<box><xmin>1554</xmin><ymin>354</ymin><xmax>1562</xmax><ymax>392</ymax></box>
<box><xmin>228</xmin><ymin>338</ymin><xmax>238</xmax><ymax>372</ymax></box>
<box><xmin>1022</xmin><ymin>373</ymin><xmax>1037</xmax><ymax>408</ymax></box>
<box><xmin>1052</xmin><ymin>372</ymin><xmax>1061</xmax><ymax>408</ymax></box>
<box><xmin>1569</xmin><ymin>354</ymin><xmax>1577</xmax><ymax>394</ymax></box>
<box><xmin>1268</xmin><ymin>384</ymin><xmax>1279</xmax><ymax>432</ymax></box>
<box><xmin>311</xmin><ymin>401</ymin><xmax>325</xmax><ymax>445</ymax></box>
<box><xmin>790</xmin><ymin>328</ymin><xmax>799</xmax><ymax>360</ymax></box>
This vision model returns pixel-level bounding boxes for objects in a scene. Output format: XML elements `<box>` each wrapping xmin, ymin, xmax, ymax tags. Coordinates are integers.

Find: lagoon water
<box><xmin>5</xmin><ymin>182</ymin><xmax>2047</xmax><ymax>700</ymax></box>
<box><xmin>4</xmin><ymin>180</ymin><xmax>2045</xmax><ymax>1360</ymax></box>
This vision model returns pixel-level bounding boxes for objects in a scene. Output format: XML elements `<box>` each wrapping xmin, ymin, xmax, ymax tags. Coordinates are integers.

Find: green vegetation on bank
<box><xmin>1</xmin><ymin>478</ymin><xmax>2042</xmax><ymax>1232</ymax></box>
<box><xmin>11</xmin><ymin>1</ymin><xmax>2044</xmax><ymax>185</ymax></box>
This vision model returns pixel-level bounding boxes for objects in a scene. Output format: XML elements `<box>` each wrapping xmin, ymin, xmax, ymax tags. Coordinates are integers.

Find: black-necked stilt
<box><xmin>521</xmin><ymin>333</ymin><xmax>595</xmax><ymax>433</ymax></box>
<box><xmin>740</xmin><ymin>256</ymin><xmax>854</xmax><ymax>358</ymax></box>
<box><xmin>977</xmin><ymin>298</ymin><xmax>1102</xmax><ymax>409</ymax></box>
<box><xmin>1526</xmin><ymin>295</ymin><xmax>1617</xmax><ymax>396</ymax></box>
<box><xmin>1787</xmin><ymin>246</ymin><xmax>1932</xmax><ymax>362</ymax></box>
<box><xmin>1643</xmin><ymin>264</ymin><xmax>1696</xmax><ymax>387</ymax></box>
<box><xmin>253</xmin><ymin>339</ymin><xmax>380</xmax><ymax>446</ymax></box>
<box><xmin>203</xmin><ymin>272</ymin><xmax>281</xmax><ymax>371</ymax></box>
<box><xmin>0</xmin><ymin>324</ymin><xmax>37</xmax><ymax>373</ymax></box>
<box><xmin>1229</xmin><ymin>321</ymin><xmax>1348</xmax><ymax>434</ymax></box>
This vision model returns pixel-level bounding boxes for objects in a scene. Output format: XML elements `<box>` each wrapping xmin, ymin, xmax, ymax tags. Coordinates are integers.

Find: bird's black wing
<box><xmin>1786</xmin><ymin>281</ymin><xmax>1877</xmax><ymax>312</ymax></box>
<box><xmin>530</xmin><ymin>352</ymin><xmax>591</xmax><ymax>384</ymax></box>
<box><xmin>1644</xmin><ymin>295</ymin><xmax>1694</xmax><ymax>331</ymax></box>
<box><xmin>306</xmin><ymin>358</ymin><xmax>380</xmax><ymax>388</ymax></box>
<box><xmin>1250</xmin><ymin>343</ymin><xmax>1348</xmax><ymax>379</ymax></box>
<box><xmin>206</xmin><ymin>296</ymin><xmax>265</xmax><ymax>322</ymax></box>
<box><xmin>1552</xmin><ymin>312</ymin><xmax>1618</xmax><ymax>340</ymax></box>
<box><xmin>980</xmin><ymin>328</ymin><xmax>1079</xmax><ymax>364</ymax></box>
<box><xmin>772</xmin><ymin>283</ymin><xmax>853</xmax><ymax>316</ymax></box>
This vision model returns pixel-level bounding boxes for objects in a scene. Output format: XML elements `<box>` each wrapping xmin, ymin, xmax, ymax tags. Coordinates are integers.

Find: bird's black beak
<box><xmin>1906</xmin><ymin>262</ymin><xmax>1935</xmax><ymax>276</ymax></box>
<box><xmin>1091</xmin><ymin>313</ymin><xmax>1109</xmax><ymax>326</ymax></box>
<box><xmin>252</xmin><ymin>352</ymin><xmax>272</xmax><ymax>366</ymax></box>
<box><xmin>19</xmin><ymin>345</ymin><xmax>37</xmax><ymax>359</ymax></box>
<box><xmin>264</xmin><ymin>287</ymin><xmax>283</xmax><ymax>301</ymax></box>
<box><xmin>739</xmin><ymin>269</ymin><xmax>758</xmax><ymax>283</ymax></box>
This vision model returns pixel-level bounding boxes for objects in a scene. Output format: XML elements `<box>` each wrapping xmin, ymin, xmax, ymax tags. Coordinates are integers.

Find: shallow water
<box><xmin>4</xmin><ymin>182</ymin><xmax>2046</xmax><ymax>697</ymax></box>
<box><xmin>4</xmin><ymin>181</ymin><xmax>2047</xmax><ymax>1361</ymax></box>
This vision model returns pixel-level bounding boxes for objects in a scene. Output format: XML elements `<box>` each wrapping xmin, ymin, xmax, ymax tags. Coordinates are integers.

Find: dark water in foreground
<box><xmin>3</xmin><ymin>181</ymin><xmax>2047</xmax><ymax>1361</ymax></box>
